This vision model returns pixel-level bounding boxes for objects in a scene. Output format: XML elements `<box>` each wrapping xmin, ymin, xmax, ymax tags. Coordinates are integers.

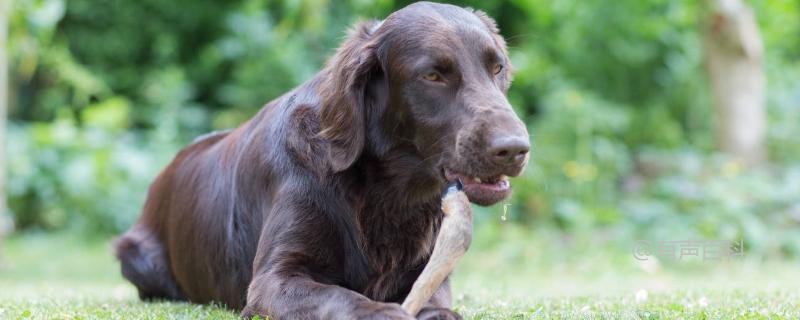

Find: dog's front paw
<box><xmin>354</xmin><ymin>301</ymin><xmax>415</xmax><ymax>320</ymax></box>
<box><xmin>416</xmin><ymin>307</ymin><xmax>462</xmax><ymax>320</ymax></box>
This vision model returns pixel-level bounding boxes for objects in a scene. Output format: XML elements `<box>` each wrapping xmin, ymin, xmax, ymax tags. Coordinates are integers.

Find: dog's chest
<box><xmin>355</xmin><ymin>199</ymin><xmax>444</xmax><ymax>301</ymax></box>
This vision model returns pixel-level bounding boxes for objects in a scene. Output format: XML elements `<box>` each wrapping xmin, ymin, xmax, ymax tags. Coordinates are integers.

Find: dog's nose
<box><xmin>488</xmin><ymin>136</ymin><xmax>530</xmax><ymax>166</ymax></box>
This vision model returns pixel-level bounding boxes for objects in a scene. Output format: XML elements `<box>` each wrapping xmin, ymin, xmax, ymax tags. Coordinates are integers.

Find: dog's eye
<box><xmin>422</xmin><ymin>72</ymin><xmax>443</xmax><ymax>82</ymax></box>
<box><xmin>492</xmin><ymin>64</ymin><xmax>504</xmax><ymax>75</ymax></box>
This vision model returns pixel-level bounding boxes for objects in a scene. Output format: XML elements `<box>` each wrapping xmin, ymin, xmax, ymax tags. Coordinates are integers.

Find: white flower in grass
<box><xmin>698</xmin><ymin>296</ymin><xmax>708</xmax><ymax>307</ymax></box>
<box><xmin>635</xmin><ymin>289</ymin><xmax>648</xmax><ymax>303</ymax></box>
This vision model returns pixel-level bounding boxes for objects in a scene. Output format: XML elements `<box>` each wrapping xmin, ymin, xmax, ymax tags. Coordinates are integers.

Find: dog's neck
<box><xmin>351</xmin><ymin>146</ymin><xmax>443</xmax><ymax>207</ymax></box>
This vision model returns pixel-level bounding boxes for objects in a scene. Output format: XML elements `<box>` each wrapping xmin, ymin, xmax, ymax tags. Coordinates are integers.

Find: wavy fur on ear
<box><xmin>319</xmin><ymin>20</ymin><xmax>382</xmax><ymax>172</ymax></box>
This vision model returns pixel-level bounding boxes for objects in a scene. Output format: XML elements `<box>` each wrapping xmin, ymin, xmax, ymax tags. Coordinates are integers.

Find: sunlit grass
<box><xmin>1</xmin><ymin>229</ymin><xmax>799</xmax><ymax>319</ymax></box>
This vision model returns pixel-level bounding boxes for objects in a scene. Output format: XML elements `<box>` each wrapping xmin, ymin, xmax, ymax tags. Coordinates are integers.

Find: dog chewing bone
<box><xmin>402</xmin><ymin>180</ymin><xmax>473</xmax><ymax>316</ymax></box>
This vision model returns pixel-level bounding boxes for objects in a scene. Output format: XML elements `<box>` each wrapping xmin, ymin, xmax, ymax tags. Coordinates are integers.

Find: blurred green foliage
<box><xmin>6</xmin><ymin>0</ymin><xmax>800</xmax><ymax>258</ymax></box>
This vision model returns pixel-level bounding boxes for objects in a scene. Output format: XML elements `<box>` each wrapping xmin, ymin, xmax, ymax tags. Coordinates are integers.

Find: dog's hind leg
<box><xmin>114</xmin><ymin>225</ymin><xmax>186</xmax><ymax>301</ymax></box>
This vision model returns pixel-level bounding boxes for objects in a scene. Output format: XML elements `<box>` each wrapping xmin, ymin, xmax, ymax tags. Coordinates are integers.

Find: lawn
<box><xmin>1</xmin><ymin>228</ymin><xmax>799</xmax><ymax>319</ymax></box>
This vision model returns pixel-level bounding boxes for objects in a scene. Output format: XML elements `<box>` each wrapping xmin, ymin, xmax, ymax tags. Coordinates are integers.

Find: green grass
<box><xmin>1</xmin><ymin>228</ymin><xmax>799</xmax><ymax>319</ymax></box>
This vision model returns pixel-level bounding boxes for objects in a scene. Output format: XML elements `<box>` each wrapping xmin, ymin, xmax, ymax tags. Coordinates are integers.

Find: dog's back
<box><xmin>115</xmin><ymin>128</ymin><xmax>258</xmax><ymax>308</ymax></box>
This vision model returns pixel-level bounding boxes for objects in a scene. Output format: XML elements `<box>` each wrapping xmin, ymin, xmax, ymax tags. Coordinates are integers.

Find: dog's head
<box><xmin>320</xmin><ymin>2</ymin><xmax>529</xmax><ymax>206</ymax></box>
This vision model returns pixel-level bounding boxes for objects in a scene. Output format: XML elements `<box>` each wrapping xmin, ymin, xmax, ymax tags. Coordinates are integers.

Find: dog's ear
<box><xmin>319</xmin><ymin>20</ymin><xmax>383</xmax><ymax>172</ymax></box>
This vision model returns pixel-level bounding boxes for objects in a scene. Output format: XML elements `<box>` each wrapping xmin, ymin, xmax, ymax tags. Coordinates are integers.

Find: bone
<box><xmin>402</xmin><ymin>180</ymin><xmax>473</xmax><ymax>316</ymax></box>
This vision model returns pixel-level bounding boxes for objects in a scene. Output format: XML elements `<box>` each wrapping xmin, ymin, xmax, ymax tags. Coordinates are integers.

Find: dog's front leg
<box><xmin>241</xmin><ymin>194</ymin><xmax>413</xmax><ymax>320</ymax></box>
<box><xmin>242</xmin><ymin>270</ymin><xmax>413</xmax><ymax>319</ymax></box>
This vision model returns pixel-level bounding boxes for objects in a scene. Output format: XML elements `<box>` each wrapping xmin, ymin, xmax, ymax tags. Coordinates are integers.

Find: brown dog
<box><xmin>115</xmin><ymin>2</ymin><xmax>529</xmax><ymax>319</ymax></box>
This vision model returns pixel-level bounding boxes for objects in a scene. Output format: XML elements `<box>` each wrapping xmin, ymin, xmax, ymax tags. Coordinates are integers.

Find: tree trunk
<box><xmin>704</xmin><ymin>0</ymin><xmax>766</xmax><ymax>166</ymax></box>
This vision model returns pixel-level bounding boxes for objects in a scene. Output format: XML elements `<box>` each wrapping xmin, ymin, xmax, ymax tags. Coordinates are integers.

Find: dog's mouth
<box><xmin>444</xmin><ymin>168</ymin><xmax>511</xmax><ymax>206</ymax></box>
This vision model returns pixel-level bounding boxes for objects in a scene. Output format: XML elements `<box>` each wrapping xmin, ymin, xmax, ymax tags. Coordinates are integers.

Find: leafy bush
<box><xmin>5</xmin><ymin>0</ymin><xmax>800</xmax><ymax>260</ymax></box>
<box><xmin>620</xmin><ymin>149</ymin><xmax>800</xmax><ymax>258</ymax></box>
<box><xmin>7</xmin><ymin>98</ymin><xmax>180</xmax><ymax>234</ymax></box>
